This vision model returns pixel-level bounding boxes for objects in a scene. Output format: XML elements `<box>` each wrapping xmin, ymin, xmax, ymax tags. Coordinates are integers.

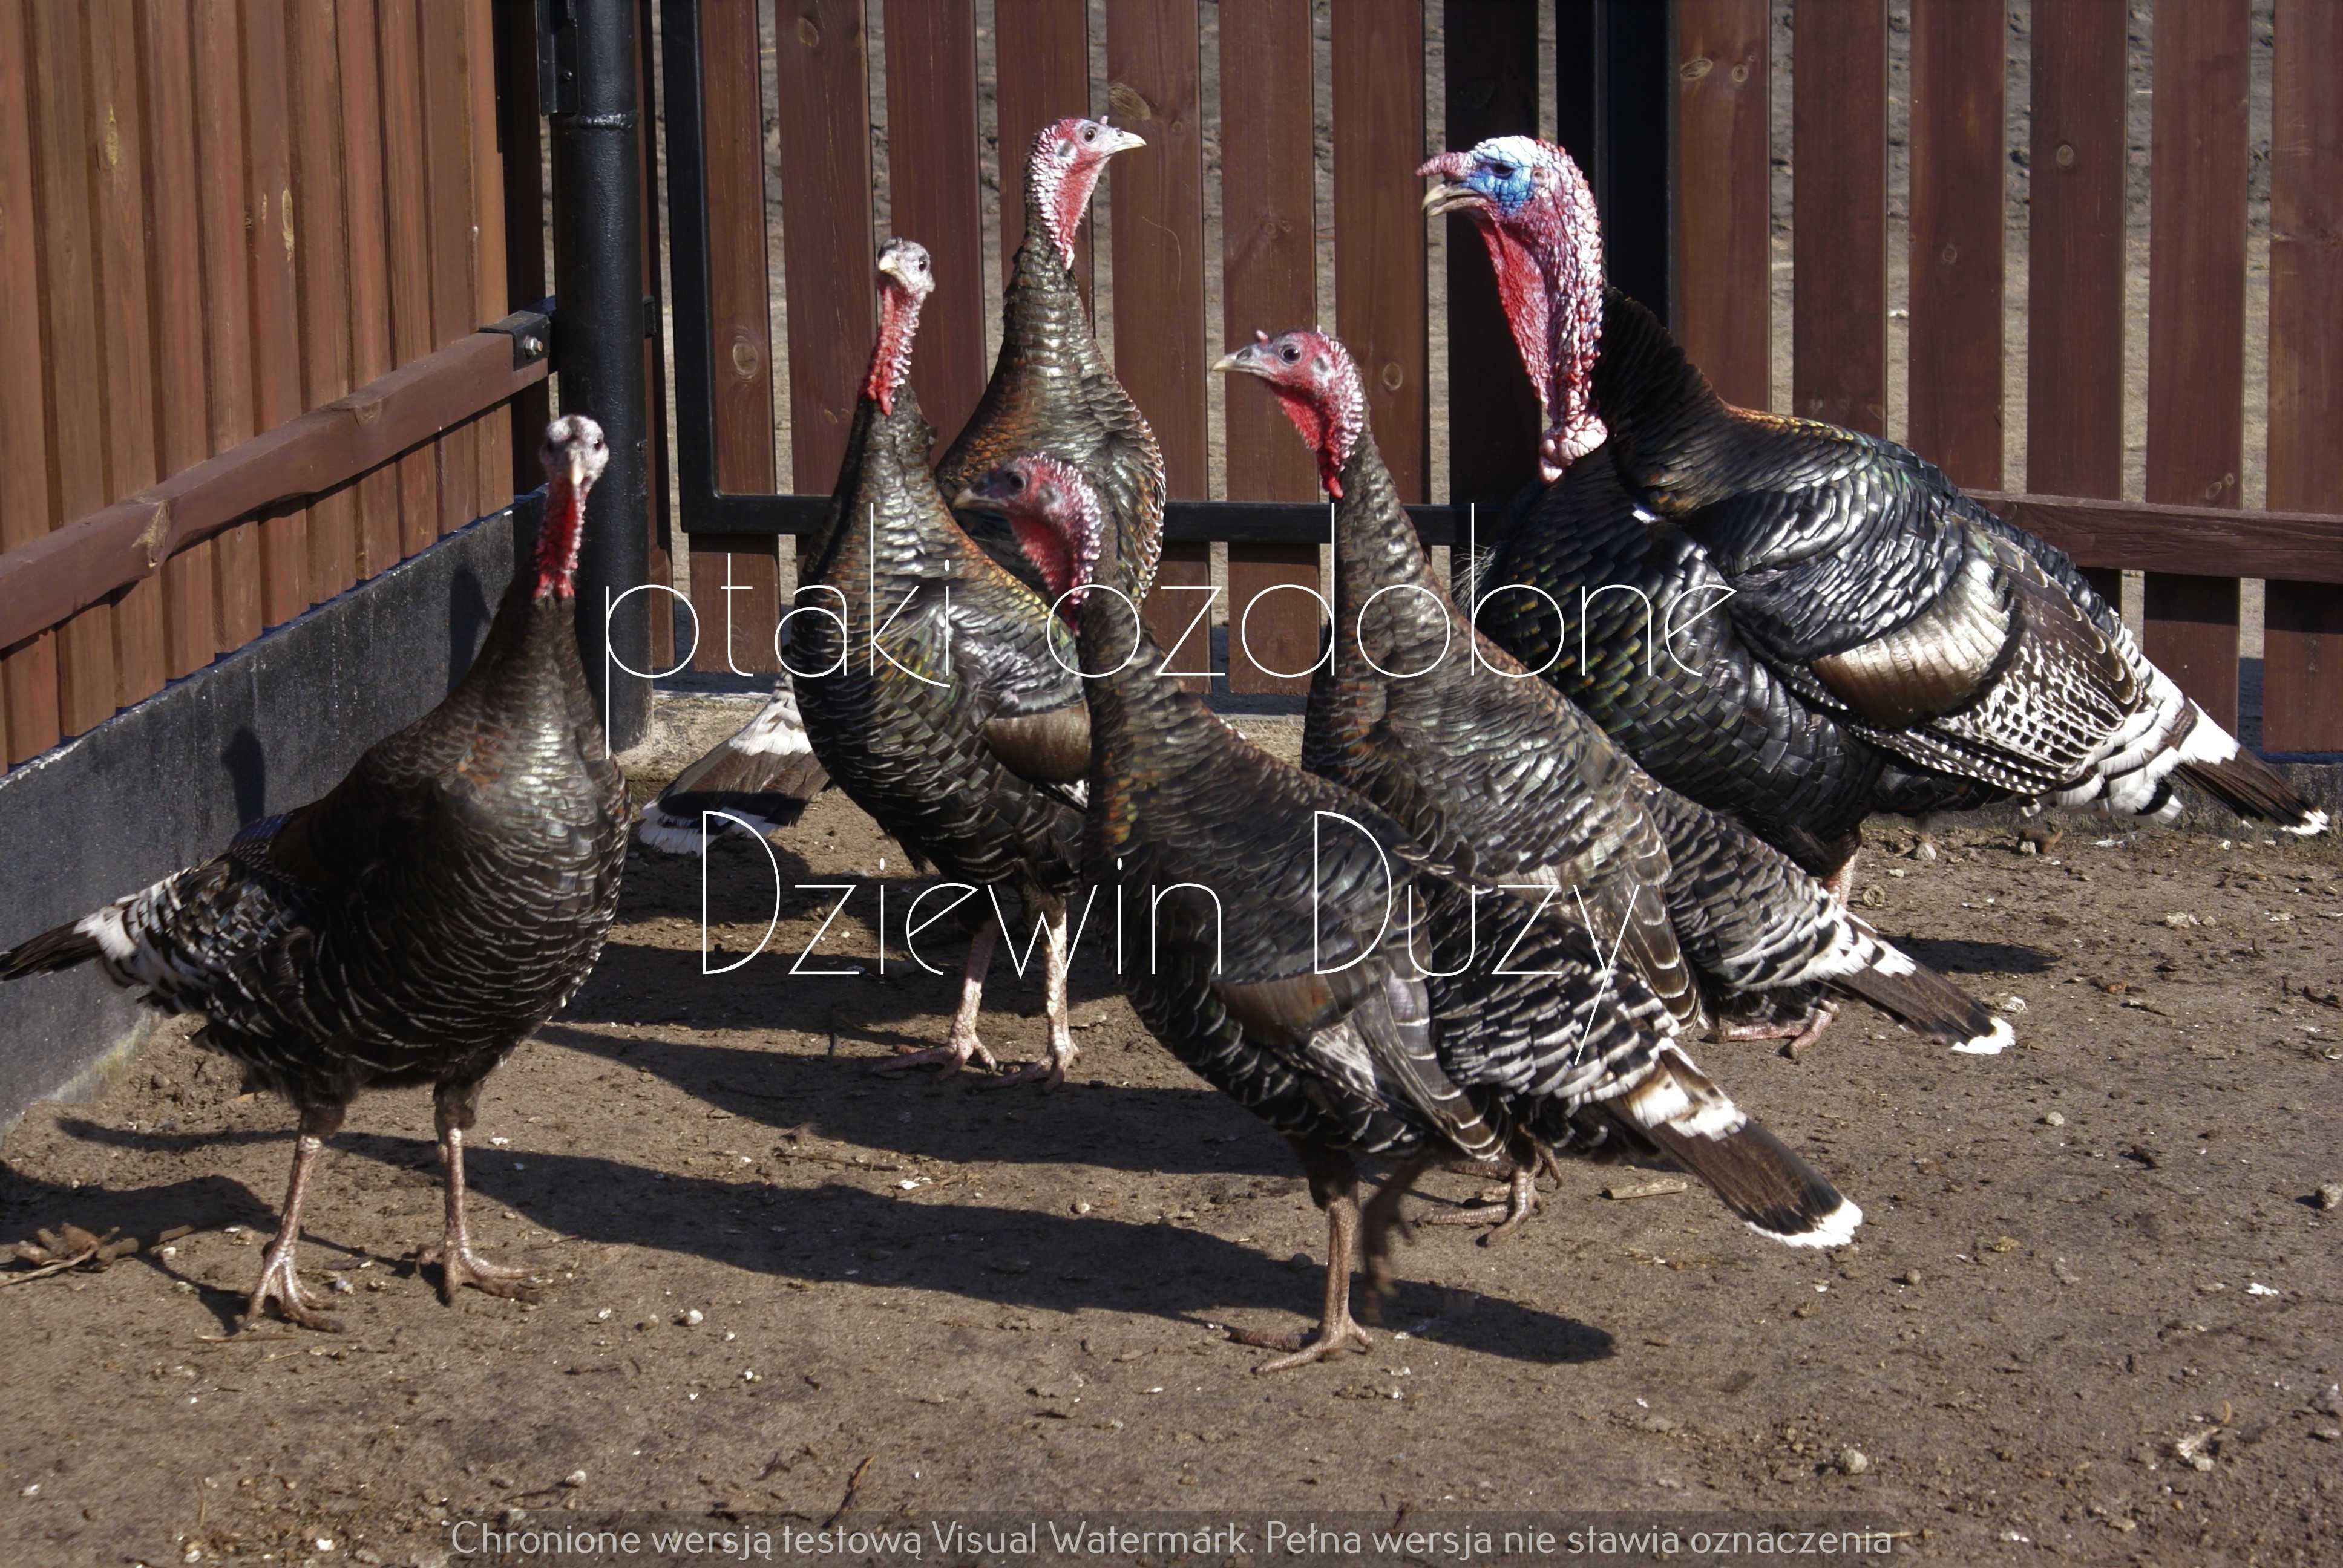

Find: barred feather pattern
<box><xmin>1302</xmin><ymin>419</ymin><xmax>2005</xmax><ymax>1055</ymax></box>
<box><xmin>934</xmin><ymin>180</ymin><xmax>1165</xmax><ymax>604</ymax></box>
<box><xmin>2</xmin><ymin>585</ymin><xmax>629</xmax><ymax>1109</ymax></box>
<box><xmin>1077</xmin><ymin>577</ymin><xmax>1857</xmax><ymax>1245</ymax></box>
<box><xmin>638</xmin><ymin>670</ymin><xmax>832</xmax><ymax>853</ymax></box>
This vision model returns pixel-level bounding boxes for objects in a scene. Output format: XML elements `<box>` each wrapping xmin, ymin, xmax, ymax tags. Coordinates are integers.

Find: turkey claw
<box><xmin>244</xmin><ymin>1247</ymin><xmax>344</xmax><ymax>1334</ymax></box>
<box><xmin>421</xmin><ymin>1243</ymin><xmax>544</xmax><ymax>1305</ymax></box>
<box><xmin>976</xmin><ymin>1047</ymin><xmax>1076</xmax><ymax>1092</ymax></box>
<box><xmin>873</xmin><ymin>1038</ymin><xmax>998</xmax><ymax>1079</ymax></box>
<box><xmin>1230</xmin><ymin>1318</ymin><xmax>1371</xmax><ymax>1373</ymax></box>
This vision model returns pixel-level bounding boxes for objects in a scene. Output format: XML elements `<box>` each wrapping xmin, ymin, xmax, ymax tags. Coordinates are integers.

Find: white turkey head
<box><xmin>1027</xmin><ymin>116</ymin><xmax>1145</xmax><ymax>270</ymax></box>
<box><xmin>532</xmin><ymin>415</ymin><xmax>608</xmax><ymax>598</ymax></box>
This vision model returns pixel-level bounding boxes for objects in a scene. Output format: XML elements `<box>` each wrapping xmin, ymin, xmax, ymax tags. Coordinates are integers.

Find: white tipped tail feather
<box><xmin>1611</xmin><ymin>1045</ymin><xmax>1861</xmax><ymax>1249</ymax></box>
<box><xmin>638</xmin><ymin>675</ymin><xmax>832</xmax><ymax>854</ymax></box>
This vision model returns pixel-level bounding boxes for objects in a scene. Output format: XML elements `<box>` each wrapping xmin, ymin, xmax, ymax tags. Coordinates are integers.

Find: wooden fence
<box><xmin>664</xmin><ymin>0</ymin><xmax>2342</xmax><ymax>753</ymax></box>
<box><xmin>0</xmin><ymin>0</ymin><xmax>556</xmax><ymax>771</ymax></box>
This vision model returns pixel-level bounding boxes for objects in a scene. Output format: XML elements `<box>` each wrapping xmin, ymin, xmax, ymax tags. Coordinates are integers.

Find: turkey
<box><xmin>635</xmin><ymin>670</ymin><xmax>829</xmax><ymax>854</ymax></box>
<box><xmin>1421</xmin><ymin>136</ymin><xmax>2327</xmax><ymax>890</ymax></box>
<box><xmin>1218</xmin><ymin>327</ymin><xmax>2004</xmax><ymax>1203</ymax></box>
<box><xmin>957</xmin><ymin>453</ymin><xmax>1861</xmax><ymax>1371</ymax></box>
<box><xmin>936</xmin><ymin>116</ymin><xmax>1165</xmax><ymax>604</ymax></box>
<box><xmin>786</xmin><ymin>239</ymin><xmax>1089</xmax><ymax>1087</ymax></box>
<box><xmin>638</xmin><ymin>114</ymin><xmax>1157</xmax><ymax>854</ymax></box>
<box><xmin>1</xmin><ymin>417</ymin><xmax>629</xmax><ymax>1331</ymax></box>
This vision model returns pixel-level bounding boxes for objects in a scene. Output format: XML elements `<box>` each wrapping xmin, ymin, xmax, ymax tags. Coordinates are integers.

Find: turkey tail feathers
<box><xmin>1610</xmin><ymin>1045</ymin><xmax>1861</xmax><ymax>1249</ymax></box>
<box><xmin>2173</xmin><ymin>721</ymin><xmax>2329</xmax><ymax>837</ymax></box>
<box><xmin>637</xmin><ymin>679</ymin><xmax>833</xmax><ymax>854</ymax></box>
<box><xmin>1835</xmin><ymin>937</ymin><xmax>2013</xmax><ymax>1056</ymax></box>
<box><xmin>1</xmin><ymin>918</ymin><xmax>106</xmax><ymax>978</ymax></box>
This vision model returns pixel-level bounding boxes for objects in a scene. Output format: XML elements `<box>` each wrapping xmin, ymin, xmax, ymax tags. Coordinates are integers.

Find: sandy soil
<box><xmin>4</xmin><ymin>702</ymin><xmax>2341</xmax><ymax>1568</ymax></box>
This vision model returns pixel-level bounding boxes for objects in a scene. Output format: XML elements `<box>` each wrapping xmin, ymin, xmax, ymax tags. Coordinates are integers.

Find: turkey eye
<box><xmin>1279</xmin><ymin>344</ymin><xmax>1300</xmax><ymax>363</ymax></box>
<box><xmin>1487</xmin><ymin>162</ymin><xmax>1515</xmax><ymax>181</ymax></box>
<box><xmin>1081</xmin><ymin>125</ymin><xmax>1096</xmax><ymax>142</ymax></box>
<box><xmin>1003</xmin><ymin>471</ymin><xmax>1024</xmax><ymax>492</ymax></box>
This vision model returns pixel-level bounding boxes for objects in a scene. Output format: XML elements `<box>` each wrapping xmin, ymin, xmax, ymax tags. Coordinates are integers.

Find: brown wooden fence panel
<box><xmin>2263</xmin><ymin>0</ymin><xmax>2343</xmax><ymax>752</ymax></box>
<box><xmin>377</xmin><ymin>0</ymin><xmax>437</xmax><ymax>563</ymax></box>
<box><xmin>0</xmin><ymin>0</ymin><xmax>59</xmax><ymax>762</ymax></box>
<box><xmin>1332</xmin><ymin>0</ymin><xmax>1427</xmax><ymax>501</ymax></box>
<box><xmin>1221</xmin><ymin>0</ymin><xmax>1322</xmax><ymax>697</ymax></box>
<box><xmin>87</xmin><ymin>1</ymin><xmax>166</xmax><ymax>707</ymax></box>
<box><xmin>632</xmin><ymin>0</ymin><xmax>673</xmax><ymax>669</ymax></box>
<box><xmin>1909</xmin><ymin>1</ymin><xmax>2005</xmax><ymax>488</ymax></box>
<box><xmin>1109</xmin><ymin>0</ymin><xmax>1211</xmax><ymax>685</ymax></box>
<box><xmin>689</xmin><ymin>0</ymin><xmax>782</xmax><ymax>674</ymax></box>
<box><xmin>2025</xmin><ymin>0</ymin><xmax>2127</xmax><ymax>608</ymax></box>
<box><xmin>139</xmin><ymin>0</ymin><xmax>218</xmax><ymax>678</ymax></box>
<box><xmin>421</xmin><ymin>7</ymin><xmax>480</xmax><ymax>542</ymax></box>
<box><xmin>995</xmin><ymin>1</ymin><xmax>1093</xmax><ymax>305</ymax></box>
<box><xmin>1442</xmin><ymin>0</ymin><xmax>1540</xmax><ymax>507</ymax></box>
<box><xmin>339</xmin><ymin>0</ymin><xmax>403</xmax><ymax>581</ymax></box>
<box><xmin>244</xmin><ymin>0</ymin><xmax>315</xmax><ymax>626</ymax></box>
<box><xmin>497</xmin><ymin>0</ymin><xmax>551</xmax><ymax>497</ymax></box>
<box><xmin>291</xmin><ymin>0</ymin><xmax>357</xmax><ymax>606</ymax></box>
<box><xmin>28</xmin><ymin>2</ymin><xmax>118</xmax><ymax>734</ymax></box>
<box><xmin>2144</xmin><ymin>0</ymin><xmax>2249</xmax><ymax>734</ymax></box>
<box><xmin>192</xmin><ymin>0</ymin><xmax>264</xmax><ymax>650</ymax></box>
<box><xmin>1791</xmin><ymin>0</ymin><xmax>1886</xmax><ymax>435</ymax></box>
<box><xmin>1671</xmin><ymin>0</ymin><xmax>1768</xmax><ymax>411</ymax></box>
<box><xmin>466</xmin><ymin>0</ymin><xmax>513</xmax><ymax>527</ymax></box>
<box><xmin>884</xmin><ymin>0</ymin><xmax>988</xmax><ymax>448</ymax></box>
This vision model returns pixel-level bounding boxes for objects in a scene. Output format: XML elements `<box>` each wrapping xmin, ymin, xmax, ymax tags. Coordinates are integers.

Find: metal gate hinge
<box><xmin>483</xmin><ymin>308</ymin><xmax>555</xmax><ymax>370</ymax></box>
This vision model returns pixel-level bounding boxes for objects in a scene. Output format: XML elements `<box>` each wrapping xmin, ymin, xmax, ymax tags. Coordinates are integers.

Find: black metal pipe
<box><xmin>547</xmin><ymin>0</ymin><xmax>651</xmax><ymax>748</ymax></box>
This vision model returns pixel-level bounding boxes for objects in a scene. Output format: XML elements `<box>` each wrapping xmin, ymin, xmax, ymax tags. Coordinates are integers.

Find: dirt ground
<box><xmin>4</xmin><ymin>702</ymin><xmax>2341</xmax><ymax>1568</ymax></box>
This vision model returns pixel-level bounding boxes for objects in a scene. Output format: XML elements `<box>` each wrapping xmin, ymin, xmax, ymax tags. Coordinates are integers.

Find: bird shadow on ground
<box><xmin>352</xmin><ymin>1145</ymin><xmax>1617</xmax><ymax>1367</ymax></box>
<box><xmin>1883</xmin><ymin>936</ymin><xmax>2053</xmax><ymax>976</ymax></box>
<box><xmin>531</xmin><ymin>1022</ymin><xmax>1300</xmax><ymax>1179</ymax></box>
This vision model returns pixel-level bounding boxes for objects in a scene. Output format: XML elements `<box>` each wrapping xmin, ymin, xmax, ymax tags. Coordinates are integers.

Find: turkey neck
<box><xmin>1075</xmin><ymin>581</ymin><xmax>1257</xmax><ymax>848</ymax></box>
<box><xmin>1584</xmin><ymin>287</ymin><xmax>1769</xmax><ymax>515</ymax></box>
<box><xmin>1324</xmin><ymin>433</ymin><xmax>1459</xmax><ymax>691</ymax></box>
<box><xmin>445</xmin><ymin>478</ymin><xmax>603</xmax><ymax>737</ymax></box>
<box><xmin>797</xmin><ymin>389</ymin><xmax>949</xmax><ymax>621</ymax></box>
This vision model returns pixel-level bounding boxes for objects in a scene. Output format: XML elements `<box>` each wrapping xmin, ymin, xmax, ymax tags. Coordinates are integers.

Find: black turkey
<box><xmin>1422</xmin><ymin>136</ymin><xmax>2326</xmax><ymax>891</ymax></box>
<box><xmin>1</xmin><ymin>417</ymin><xmax>629</xmax><ymax>1330</ymax></box>
<box><xmin>959</xmin><ymin>453</ymin><xmax>1860</xmax><ymax>1371</ymax></box>
<box><xmin>1222</xmin><ymin>325</ymin><xmax>2010</xmax><ymax>1079</ymax></box>
<box><xmin>784</xmin><ymin>240</ymin><xmax>1092</xmax><ymax>1086</ymax></box>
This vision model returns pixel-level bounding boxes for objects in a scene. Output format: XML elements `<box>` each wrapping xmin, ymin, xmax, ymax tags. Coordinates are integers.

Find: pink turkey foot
<box><xmin>873</xmin><ymin>1027</ymin><xmax>999</xmax><ymax>1079</ymax></box>
<box><xmin>1230</xmin><ymin>1312</ymin><xmax>1372</xmax><ymax>1373</ymax></box>
<box><xmin>246</xmin><ymin>1238</ymin><xmax>343</xmax><ymax>1333</ymax></box>
<box><xmin>1418</xmin><ymin>1164</ymin><xmax>1542</xmax><ymax>1243</ymax></box>
<box><xmin>1233</xmin><ymin>1181</ymin><xmax>1377</xmax><ymax>1373</ymax></box>
<box><xmin>425</xmin><ymin>1119</ymin><xmax>545</xmax><ymax>1305</ymax></box>
<box><xmin>978</xmin><ymin>906</ymin><xmax>1075</xmax><ymax>1090</ymax></box>
<box><xmin>1720</xmin><ymin>999</ymin><xmax>1842</xmax><ymax>1058</ymax></box>
<box><xmin>243</xmin><ymin>1125</ymin><xmax>342</xmax><ymax>1332</ymax></box>
<box><xmin>977</xmin><ymin>1042</ymin><xmax>1075</xmax><ymax>1091</ymax></box>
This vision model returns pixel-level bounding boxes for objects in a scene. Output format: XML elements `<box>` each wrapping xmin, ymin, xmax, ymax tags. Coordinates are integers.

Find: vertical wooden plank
<box><xmin>139</xmin><ymin>0</ymin><xmax>218</xmax><ymax>676</ymax></box>
<box><xmin>465</xmin><ymin>0</ymin><xmax>511</xmax><ymax>521</ymax></box>
<box><xmin>289</xmin><ymin>0</ymin><xmax>355</xmax><ymax>604</ymax></box>
<box><xmin>1107</xmin><ymin>0</ymin><xmax>1210</xmax><ymax>684</ymax></box>
<box><xmin>338</xmin><ymin>0</ymin><xmax>401</xmax><ymax>580</ymax></box>
<box><xmin>419</xmin><ymin>1</ymin><xmax>480</xmax><ymax>537</ymax></box>
<box><xmin>0</xmin><ymin>0</ymin><xmax>61</xmax><ymax>760</ymax></box>
<box><xmin>27</xmin><ymin>0</ymin><xmax>118</xmax><ymax>733</ymax></box>
<box><xmin>1332</xmin><ymin>0</ymin><xmax>1427</xmax><ymax>500</ymax></box>
<box><xmin>1909</xmin><ymin>0</ymin><xmax>2005</xmax><ymax>488</ymax></box>
<box><xmin>884</xmin><ymin>0</ymin><xmax>986</xmax><ymax>445</ymax></box>
<box><xmin>1671</xmin><ymin>0</ymin><xmax>1768</xmax><ymax>411</ymax></box>
<box><xmin>243</xmin><ymin>0</ymin><xmax>312</xmax><ymax>626</ymax></box>
<box><xmin>378</xmin><ymin>0</ymin><xmax>437</xmax><ymax>558</ymax></box>
<box><xmin>1791</xmin><ymin>0</ymin><xmax>1887</xmax><ymax>435</ymax></box>
<box><xmin>1442</xmin><ymin>0</ymin><xmax>1540</xmax><ymax>500</ymax></box>
<box><xmin>2026</xmin><ymin>0</ymin><xmax>2127</xmax><ymax>607</ymax></box>
<box><xmin>86</xmin><ymin>0</ymin><xmax>165</xmax><ymax>705</ymax></box>
<box><xmin>689</xmin><ymin>0</ymin><xmax>782</xmax><ymax>674</ymax></box>
<box><xmin>2144</xmin><ymin>0</ymin><xmax>2248</xmax><ymax>732</ymax></box>
<box><xmin>497</xmin><ymin>0</ymin><xmax>549</xmax><ymax>492</ymax></box>
<box><xmin>2263</xmin><ymin>0</ymin><xmax>2343</xmax><ymax>751</ymax></box>
<box><xmin>1221</xmin><ymin>0</ymin><xmax>1321</xmax><ymax>696</ymax></box>
<box><xmin>993</xmin><ymin>0</ymin><xmax>1092</xmax><ymax>303</ymax></box>
<box><xmin>190</xmin><ymin>0</ymin><xmax>261</xmax><ymax>649</ymax></box>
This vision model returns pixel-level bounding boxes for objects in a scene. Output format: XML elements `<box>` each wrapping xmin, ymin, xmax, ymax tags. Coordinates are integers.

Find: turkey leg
<box><xmin>877</xmin><ymin>924</ymin><xmax>1001</xmax><ymax>1077</ymax></box>
<box><xmin>419</xmin><ymin>1080</ymin><xmax>544</xmax><ymax>1304</ymax></box>
<box><xmin>245</xmin><ymin>1102</ymin><xmax>348</xmax><ymax>1333</ymax></box>
<box><xmin>983</xmin><ymin>898</ymin><xmax>1077</xmax><ymax>1090</ymax></box>
<box><xmin>1230</xmin><ymin>1142</ymin><xmax>1372</xmax><ymax>1372</ymax></box>
<box><xmin>1417</xmin><ymin>1161</ymin><xmax>1542</xmax><ymax>1239</ymax></box>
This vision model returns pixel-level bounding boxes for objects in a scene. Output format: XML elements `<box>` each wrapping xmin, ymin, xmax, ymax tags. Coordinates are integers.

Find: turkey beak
<box><xmin>1210</xmin><ymin>347</ymin><xmax>1260</xmax><ymax>378</ymax></box>
<box><xmin>1421</xmin><ymin>179</ymin><xmax>1482</xmax><ymax>218</ymax></box>
<box><xmin>1094</xmin><ymin>125</ymin><xmax>1147</xmax><ymax>157</ymax></box>
<box><xmin>563</xmin><ymin>447</ymin><xmax>589</xmax><ymax>492</ymax></box>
